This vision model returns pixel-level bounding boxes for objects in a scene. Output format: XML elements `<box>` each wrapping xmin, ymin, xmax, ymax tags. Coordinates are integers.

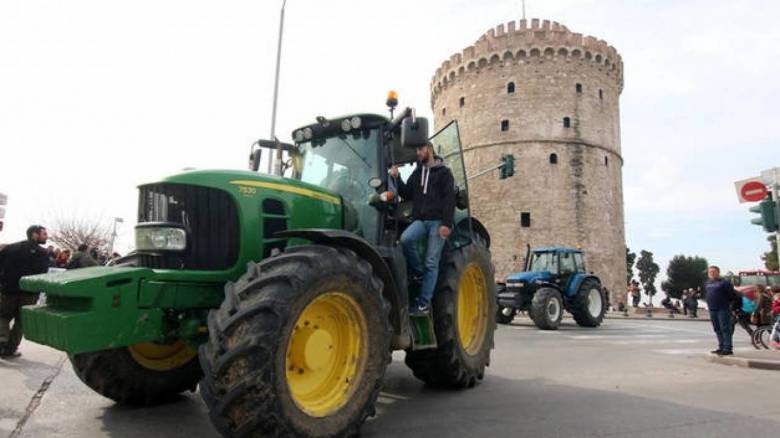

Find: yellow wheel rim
<box><xmin>128</xmin><ymin>341</ymin><xmax>197</xmax><ymax>371</ymax></box>
<box><xmin>286</xmin><ymin>292</ymin><xmax>367</xmax><ymax>418</ymax></box>
<box><xmin>457</xmin><ymin>263</ymin><xmax>489</xmax><ymax>356</ymax></box>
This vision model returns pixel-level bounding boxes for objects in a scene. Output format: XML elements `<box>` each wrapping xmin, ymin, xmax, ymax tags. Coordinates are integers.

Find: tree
<box><xmin>661</xmin><ymin>255</ymin><xmax>708</xmax><ymax>298</ymax></box>
<box><xmin>626</xmin><ymin>247</ymin><xmax>637</xmax><ymax>284</ymax></box>
<box><xmin>636</xmin><ymin>250</ymin><xmax>660</xmax><ymax>298</ymax></box>
<box><xmin>762</xmin><ymin>235</ymin><xmax>778</xmax><ymax>271</ymax></box>
<box><xmin>48</xmin><ymin>214</ymin><xmax>113</xmax><ymax>253</ymax></box>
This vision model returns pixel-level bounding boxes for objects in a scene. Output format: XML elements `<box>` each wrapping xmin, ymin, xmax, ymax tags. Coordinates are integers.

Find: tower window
<box><xmin>501</xmin><ymin>120</ymin><xmax>509</xmax><ymax>131</ymax></box>
<box><xmin>576</xmin><ymin>83</ymin><xmax>582</xmax><ymax>93</ymax></box>
<box><xmin>563</xmin><ymin>117</ymin><xmax>571</xmax><ymax>128</ymax></box>
<box><xmin>520</xmin><ymin>212</ymin><xmax>531</xmax><ymax>228</ymax></box>
<box><xmin>599</xmin><ymin>89</ymin><xmax>603</xmax><ymax>100</ymax></box>
<box><xmin>507</xmin><ymin>82</ymin><xmax>515</xmax><ymax>94</ymax></box>
<box><xmin>605</xmin><ymin>156</ymin><xmax>609</xmax><ymax>166</ymax></box>
<box><xmin>549</xmin><ymin>153</ymin><xmax>558</xmax><ymax>164</ymax></box>
<box><xmin>442</xmin><ymin>107</ymin><xmax>446</xmax><ymax>116</ymax></box>
<box><xmin>459</xmin><ymin>96</ymin><xmax>465</xmax><ymax>107</ymax></box>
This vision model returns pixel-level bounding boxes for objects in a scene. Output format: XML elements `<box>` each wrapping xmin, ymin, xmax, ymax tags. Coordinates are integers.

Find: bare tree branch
<box><xmin>46</xmin><ymin>213</ymin><xmax>113</xmax><ymax>253</ymax></box>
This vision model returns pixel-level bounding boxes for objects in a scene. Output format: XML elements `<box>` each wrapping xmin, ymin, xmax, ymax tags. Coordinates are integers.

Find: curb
<box><xmin>704</xmin><ymin>353</ymin><xmax>780</xmax><ymax>371</ymax></box>
<box><xmin>604</xmin><ymin>314</ymin><xmax>710</xmax><ymax>322</ymax></box>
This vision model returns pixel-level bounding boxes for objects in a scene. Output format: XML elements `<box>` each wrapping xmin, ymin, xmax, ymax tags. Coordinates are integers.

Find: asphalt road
<box><xmin>2</xmin><ymin>316</ymin><xmax>779</xmax><ymax>438</ymax></box>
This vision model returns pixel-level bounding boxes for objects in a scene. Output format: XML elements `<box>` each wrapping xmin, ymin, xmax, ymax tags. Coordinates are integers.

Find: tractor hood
<box><xmin>506</xmin><ymin>271</ymin><xmax>552</xmax><ymax>284</ymax></box>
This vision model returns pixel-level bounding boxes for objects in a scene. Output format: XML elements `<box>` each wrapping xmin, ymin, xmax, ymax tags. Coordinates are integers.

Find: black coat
<box><xmin>0</xmin><ymin>240</ymin><xmax>49</xmax><ymax>295</ymax></box>
<box><xmin>397</xmin><ymin>157</ymin><xmax>456</xmax><ymax>228</ymax></box>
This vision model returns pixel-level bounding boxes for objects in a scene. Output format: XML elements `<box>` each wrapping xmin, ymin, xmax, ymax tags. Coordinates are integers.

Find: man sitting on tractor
<box><xmin>386</xmin><ymin>141</ymin><xmax>456</xmax><ymax>315</ymax></box>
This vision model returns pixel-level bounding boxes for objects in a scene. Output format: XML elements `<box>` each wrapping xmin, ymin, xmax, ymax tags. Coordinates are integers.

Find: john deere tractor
<box><xmin>19</xmin><ymin>98</ymin><xmax>496</xmax><ymax>437</ymax></box>
<box><xmin>496</xmin><ymin>246</ymin><xmax>605</xmax><ymax>330</ymax></box>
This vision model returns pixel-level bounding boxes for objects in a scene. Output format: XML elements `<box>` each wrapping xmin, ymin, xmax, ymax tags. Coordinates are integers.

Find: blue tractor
<box><xmin>496</xmin><ymin>246</ymin><xmax>606</xmax><ymax>330</ymax></box>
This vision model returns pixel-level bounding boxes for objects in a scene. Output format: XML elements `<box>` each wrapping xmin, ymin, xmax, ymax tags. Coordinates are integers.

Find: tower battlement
<box><xmin>431</xmin><ymin>19</ymin><xmax>623</xmax><ymax>98</ymax></box>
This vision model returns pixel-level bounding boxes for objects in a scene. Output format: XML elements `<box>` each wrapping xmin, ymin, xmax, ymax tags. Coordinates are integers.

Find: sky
<box><xmin>1</xmin><ymin>0</ymin><xmax>779</xmax><ymax>289</ymax></box>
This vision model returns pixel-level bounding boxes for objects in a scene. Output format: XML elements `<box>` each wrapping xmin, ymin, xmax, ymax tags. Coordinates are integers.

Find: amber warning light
<box><xmin>386</xmin><ymin>90</ymin><xmax>398</xmax><ymax>109</ymax></box>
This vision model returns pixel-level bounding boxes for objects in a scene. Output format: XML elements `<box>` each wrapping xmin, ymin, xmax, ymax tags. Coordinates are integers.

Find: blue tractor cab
<box><xmin>497</xmin><ymin>246</ymin><xmax>606</xmax><ymax>330</ymax></box>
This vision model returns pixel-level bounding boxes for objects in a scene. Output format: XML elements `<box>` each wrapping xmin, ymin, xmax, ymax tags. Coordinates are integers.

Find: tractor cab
<box><xmin>497</xmin><ymin>246</ymin><xmax>605</xmax><ymax>330</ymax></box>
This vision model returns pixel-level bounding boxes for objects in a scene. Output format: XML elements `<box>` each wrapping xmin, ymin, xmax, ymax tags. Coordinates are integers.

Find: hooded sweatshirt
<box><xmin>396</xmin><ymin>156</ymin><xmax>456</xmax><ymax>228</ymax></box>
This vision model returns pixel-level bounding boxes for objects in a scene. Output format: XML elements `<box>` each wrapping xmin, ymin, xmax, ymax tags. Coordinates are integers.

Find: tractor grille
<box><xmin>136</xmin><ymin>183</ymin><xmax>239</xmax><ymax>270</ymax></box>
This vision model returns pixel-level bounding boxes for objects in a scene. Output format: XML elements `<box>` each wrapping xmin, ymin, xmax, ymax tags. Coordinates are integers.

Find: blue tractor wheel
<box><xmin>571</xmin><ymin>278</ymin><xmax>606</xmax><ymax>327</ymax></box>
<box><xmin>529</xmin><ymin>288</ymin><xmax>563</xmax><ymax>330</ymax></box>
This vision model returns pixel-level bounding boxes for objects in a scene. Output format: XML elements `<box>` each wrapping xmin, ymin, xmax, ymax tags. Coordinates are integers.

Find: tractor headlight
<box><xmin>303</xmin><ymin>127</ymin><xmax>313</xmax><ymax>140</ymax></box>
<box><xmin>341</xmin><ymin>118</ymin><xmax>352</xmax><ymax>132</ymax></box>
<box><xmin>294</xmin><ymin>130</ymin><xmax>305</xmax><ymax>143</ymax></box>
<box><xmin>350</xmin><ymin>116</ymin><xmax>362</xmax><ymax>129</ymax></box>
<box><xmin>135</xmin><ymin>224</ymin><xmax>187</xmax><ymax>252</ymax></box>
<box><xmin>507</xmin><ymin>281</ymin><xmax>525</xmax><ymax>288</ymax></box>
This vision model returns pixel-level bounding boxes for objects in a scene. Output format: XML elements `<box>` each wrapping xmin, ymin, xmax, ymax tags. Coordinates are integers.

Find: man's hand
<box><xmin>439</xmin><ymin>225</ymin><xmax>451</xmax><ymax>239</ymax></box>
<box><xmin>388</xmin><ymin>165</ymin><xmax>399</xmax><ymax>178</ymax></box>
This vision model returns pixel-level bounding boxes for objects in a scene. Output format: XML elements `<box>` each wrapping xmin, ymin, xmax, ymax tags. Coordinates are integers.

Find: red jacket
<box><xmin>772</xmin><ymin>299</ymin><xmax>780</xmax><ymax>316</ymax></box>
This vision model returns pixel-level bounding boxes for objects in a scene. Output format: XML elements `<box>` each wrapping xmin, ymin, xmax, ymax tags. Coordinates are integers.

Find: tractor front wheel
<box><xmin>404</xmin><ymin>240</ymin><xmax>496</xmax><ymax>388</ymax></box>
<box><xmin>69</xmin><ymin>341</ymin><xmax>201</xmax><ymax>406</ymax></box>
<box><xmin>529</xmin><ymin>288</ymin><xmax>563</xmax><ymax>330</ymax></box>
<box><xmin>571</xmin><ymin>278</ymin><xmax>606</xmax><ymax>327</ymax></box>
<box><xmin>199</xmin><ymin>245</ymin><xmax>391</xmax><ymax>437</ymax></box>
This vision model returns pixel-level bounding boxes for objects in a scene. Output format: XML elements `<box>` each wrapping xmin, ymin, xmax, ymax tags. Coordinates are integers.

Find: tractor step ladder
<box><xmin>409</xmin><ymin>314</ymin><xmax>437</xmax><ymax>350</ymax></box>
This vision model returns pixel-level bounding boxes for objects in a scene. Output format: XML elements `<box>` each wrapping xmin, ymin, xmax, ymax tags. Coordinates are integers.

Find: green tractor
<box><xmin>20</xmin><ymin>99</ymin><xmax>496</xmax><ymax>436</ymax></box>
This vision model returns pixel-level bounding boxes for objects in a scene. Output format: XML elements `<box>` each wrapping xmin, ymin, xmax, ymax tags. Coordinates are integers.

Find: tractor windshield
<box><xmin>529</xmin><ymin>252</ymin><xmax>558</xmax><ymax>273</ymax></box>
<box><xmin>297</xmin><ymin>129</ymin><xmax>381</xmax><ymax>241</ymax></box>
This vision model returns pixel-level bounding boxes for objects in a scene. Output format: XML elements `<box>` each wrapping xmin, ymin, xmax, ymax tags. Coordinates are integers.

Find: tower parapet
<box><xmin>431</xmin><ymin>18</ymin><xmax>623</xmax><ymax>100</ymax></box>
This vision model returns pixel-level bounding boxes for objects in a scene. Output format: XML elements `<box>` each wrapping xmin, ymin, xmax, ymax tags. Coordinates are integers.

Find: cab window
<box><xmin>560</xmin><ymin>252</ymin><xmax>577</xmax><ymax>274</ymax></box>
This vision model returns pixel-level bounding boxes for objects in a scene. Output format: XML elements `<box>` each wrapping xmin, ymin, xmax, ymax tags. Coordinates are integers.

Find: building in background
<box><xmin>430</xmin><ymin>18</ymin><xmax>626</xmax><ymax>303</ymax></box>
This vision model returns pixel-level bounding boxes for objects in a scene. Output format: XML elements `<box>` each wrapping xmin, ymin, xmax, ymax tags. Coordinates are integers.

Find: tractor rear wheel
<box><xmin>69</xmin><ymin>341</ymin><xmax>201</xmax><ymax>405</ymax></box>
<box><xmin>199</xmin><ymin>245</ymin><xmax>391</xmax><ymax>438</ymax></box>
<box><xmin>404</xmin><ymin>240</ymin><xmax>496</xmax><ymax>388</ymax></box>
<box><xmin>496</xmin><ymin>305</ymin><xmax>517</xmax><ymax>324</ymax></box>
<box><xmin>529</xmin><ymin>288</ymin><xmax>563</xmax><ymax>330</ymax></box>
<box><xmin>571</xmin><ymin>278</ymin><xmax>606</xmax><ymax>327</ymax></box>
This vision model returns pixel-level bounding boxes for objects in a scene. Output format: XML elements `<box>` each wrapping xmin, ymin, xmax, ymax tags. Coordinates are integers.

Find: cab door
<box><xmin>429</xmin><ymin>121</ymin><xmax>471</xmax><ymax>249</ymax></box>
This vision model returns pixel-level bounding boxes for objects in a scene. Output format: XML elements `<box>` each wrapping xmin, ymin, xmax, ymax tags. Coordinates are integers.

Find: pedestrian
<box><xmin>629</xmin><ymin>280</ymin><xmax>641</xmax><ymax>308</ymax></box>
<box><xmin>603</xmin><ymin>287</ymin><xmax>611</xmax><ymax>311</ymax></box>
<box><xmin>384</xmin><ymin>141</ymin><xmax>456</xmax><ymax>315</ymax></box>
<box><xmin>769</xmin><ymin>292</ymin><xmax>780</xmax><ymax>349</ymax></box>
<box><xmin>704</xmin><ymin>265</ymin><xmax>740</xmax><ymax>356</ymax></box>
<box><xmin>55</xmin><ymin>249</ymin><xmax>70</xmax><ymax>268</ymax></box>
<box><xmin>45</xmin><ymin>245</ymin><xmax>57</xmax><ymax>267</ymax></box>
<box><xmin>67</xmin><ymin>244</ymin><xmax>98</xmax><ymax>269</ymax></box>
<box><xmin>0</xmin><ymin>225</ymin><xmax>50</xmax><ymax>358</ymax></box>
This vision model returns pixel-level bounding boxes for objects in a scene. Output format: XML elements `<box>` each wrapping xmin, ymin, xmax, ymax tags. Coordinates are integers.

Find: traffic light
<box><xmin>500</xmin><ymin>154</ymin><xmax>515</xmax><ymax>179</ymax></box>
<box><xmin>749</xmin><ymin>197</ymin><xmax>778</xmax><ymax>232</ymax></box>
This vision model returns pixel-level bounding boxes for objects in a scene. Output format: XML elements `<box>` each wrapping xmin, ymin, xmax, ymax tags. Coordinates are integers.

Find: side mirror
<box><xmin>455</xmin><ymin>186</ymin><xmax>469</xmax><ymax>210</ymax></box>
<box><xmin>401</xmin><ymin>116</ymin><xmax>429</xmax><ymax>148</ymax></box>
<box><xmin>249</xmin><ymin>149</ymin><xmax>262</xmax><ymax>171</ymax></box>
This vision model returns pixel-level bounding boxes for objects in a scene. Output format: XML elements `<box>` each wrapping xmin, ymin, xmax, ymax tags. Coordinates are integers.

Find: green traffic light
<box><xmin>749</xmin><ymin>199</ymin><xmax>778</xmax><ymax>232</ymax></box>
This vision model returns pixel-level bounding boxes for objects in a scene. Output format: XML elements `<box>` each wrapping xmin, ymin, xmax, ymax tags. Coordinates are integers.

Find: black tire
<box><xmin>529</xmin><ymin>287</ymin><xmax>563</xmax><ymax>330</ymax></box>
<box><xmin>199</xmin><ymin>245</ymin><xmax>391</xmax><ymax>438</ymax></box>
<box><xmin>571</xmin><ymin>278</ymin><xmax>606</xmax><ymax>327</ymax></box>
<box><xmin>404</xmin><ymin>240</ymin><xmax>496</xmax><ymax>388</ymax></box>
<box><xmin>496</xmin><ymin>305</ymin><xmax>517</xmax><ymax>325</ymax></box>
<box><xmin>69</xmin><ymin>344</ymin><xmax>202</xmax><ymax>406</ymax></box>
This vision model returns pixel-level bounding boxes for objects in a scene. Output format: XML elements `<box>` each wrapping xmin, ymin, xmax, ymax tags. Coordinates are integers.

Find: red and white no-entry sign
<box><xmin>735</xmin><ymin>178</ymin><xmax>768</xmax><ymax>203</ymax></box>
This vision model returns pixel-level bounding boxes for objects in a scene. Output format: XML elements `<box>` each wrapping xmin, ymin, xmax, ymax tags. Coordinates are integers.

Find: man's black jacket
<box><xmin>0</xmin><ymin>240</ymin><xmax>49</xmax><ymax>295</ymax></box>
<box><xmin>396</xmin><ymin>157</ymin><xmax>456</xmax><ymax>228</ymax></box>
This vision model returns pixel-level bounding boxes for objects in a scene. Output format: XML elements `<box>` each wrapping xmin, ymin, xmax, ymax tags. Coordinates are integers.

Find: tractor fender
<box><xmin>275</xmin><ymin>229</ymin><xmax>406</xmax><ymax>344</ymax></box>
<box><xmin>456</xmin><ymin>217</ymin><xmax>491</xmax><ymax>248</ymax></box>
<box><xmin>567</xmin><ymin>274</ymin><xmax>601</xmax><ymax>298</ymax></box>
<box><xmin>536</xmin><ymin>281</ymin><xmax>562</xmax><ymax>293</ymax></box>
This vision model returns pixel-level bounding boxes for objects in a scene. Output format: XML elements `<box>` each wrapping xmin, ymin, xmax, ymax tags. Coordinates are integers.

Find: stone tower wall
<box><xmin>431</xmin><ymin>18</ymin><xmax>626</xmax><ymax>303</ymax></box>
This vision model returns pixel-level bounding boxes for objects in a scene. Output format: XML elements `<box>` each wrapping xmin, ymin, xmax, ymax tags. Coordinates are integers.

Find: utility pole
<box><xmin>109</xmin><ymin>217</ymin><xmax>124</xmax><ymax>255</ymax></box>
<box><xmin>268</xmin><ymin>0</ymin><xmax>287</xmax><ymax>175</ymax></box>
<box><xmin>761</xmin><ymin>167</ymin><xmax>780</xmax><ymax>258</ymax></box>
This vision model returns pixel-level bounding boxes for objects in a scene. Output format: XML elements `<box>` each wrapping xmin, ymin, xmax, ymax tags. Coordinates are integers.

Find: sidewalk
<box><xmin>0</xmin><ymin>341</ymin><xmax>66</xmax><ymax>436</ymax></box>
<box><xmin>605</xmin><ymin>309</ymin><xmax>710</xmax><ymax>322</ymax></box>
<box><xmin>705</xmin><ymin>350</ymin><xmax>780</xmax><ymax>371</ymax></box>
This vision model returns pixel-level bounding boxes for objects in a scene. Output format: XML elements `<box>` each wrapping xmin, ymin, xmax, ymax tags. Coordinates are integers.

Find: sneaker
<box><xmin>717</xmin><ymin>350</ymin><xmax>733</xmax><ymax>356</ymax></box>
<box><xmin>410</xmin><ymin>303</ymin><xmax>430</xmax><ymax>316</ymax></box>
<box><xmin>710</xmin><ymin>349</ymin><xmax>722</xmax><ymax>355</ymax></box>
<box><xmin>0</xmin><ymin>349</ymin><xmax>21</xmax><ymax>359</ymax></box>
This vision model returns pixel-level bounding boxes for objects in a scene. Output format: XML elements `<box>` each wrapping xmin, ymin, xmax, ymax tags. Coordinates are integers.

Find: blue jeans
<box><xmin>400</xmin><ymin>220</ymin><xmax>446</xmax><ymax>307</ymax></box>
<box><xmin>709</xmin><ymin>309</ymin><xmax>734</xmax><ymax>352</ymax></box>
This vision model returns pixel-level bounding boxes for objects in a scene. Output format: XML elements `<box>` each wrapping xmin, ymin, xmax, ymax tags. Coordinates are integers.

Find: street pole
<box><xmin>109</xmin><ymin>217</ymin><xmax>123</xmax><ymax>255</ymax></box>
<box><xmin>268</xmin><ymin>0</ymin><xmax>287</xmax><ymax>176</ymax></box>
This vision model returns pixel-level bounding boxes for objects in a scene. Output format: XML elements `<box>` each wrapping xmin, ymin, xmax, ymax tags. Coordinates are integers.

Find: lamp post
<box><xmin>268</xmin><ymin>0</ymin><xmax>287</xmax><ymax>175</ymax></box>
<box><xmin>109</xmin><ymin>217</ymin><xmax>124</xmax><ymax>255</ymax></box>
